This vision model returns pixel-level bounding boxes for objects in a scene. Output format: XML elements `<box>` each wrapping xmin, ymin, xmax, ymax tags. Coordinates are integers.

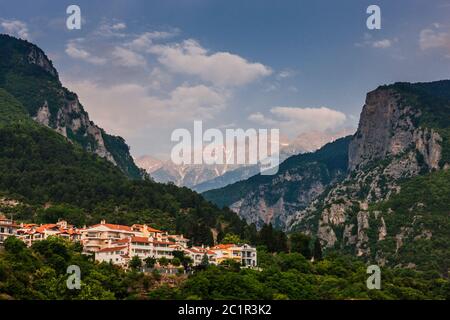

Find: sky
<box><xmin>0</xmin><ymin>0</ymin><xmax>450</xmax><ymax>159</ymax></box>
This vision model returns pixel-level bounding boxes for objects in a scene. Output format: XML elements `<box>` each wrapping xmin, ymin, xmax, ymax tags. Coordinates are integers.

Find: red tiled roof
<box><xmin>146</xmin><ymin>226</ymin><xmax>163</xmax><ymax>233</ymax></box>
<box><xmin>131</xmin><ymin>236</ymin><xmax>150</xmax><ymax>243</ymax></box>
<box><xmin>97</xmin><ymin>246</ymin><xmax>128</xmax><ymax>253</ymax></box>
<box><xmin>90</xmin><ymin>223</ymin><xmax>132</xmax><ymax>232</ymax></box>
<box><xmin>112</xmin><ymin>238</ymin><xmax>130</xmax><ymax>244</ymax></box>
<box><xmin>188</xmin><ymin>247</ymin><xmax>216</xmax><ymax>255</ymax></box>
<box><xmin>211</xmin><ymin>244</ymin><xmax>235</xmax><ymax>250</ymax></box>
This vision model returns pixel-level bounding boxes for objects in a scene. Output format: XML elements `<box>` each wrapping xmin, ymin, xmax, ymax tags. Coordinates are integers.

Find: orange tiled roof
<box><xmin>131</xmin><ymin>236</ymin><xmax>150</xmax><ymax>243</ymax></box>
<box><xmin>35</xmin><ymin>224</ymin><xmax>58</xmax><ymax>233</ymax></box>
<box><xmin>211</xmin><ymin>244</ymin><xmax>235</xmax><ymax>250</ymax></box>
<box><xmin>90</xmin><ymin>223</ymin><xmax>132</xmax><ymax>232</ymax></box>
<box><xmin>131</xmin><ymin>224</ymin><xmax>163</xmax><ymax>233</ymax></box>
<box><xmin>98</xmin><ymin>246</ymin><xmax>128</xmax><ymax>253</ymax></box>
<box><xmin>112</xmin><ymin>238</ymin><xmax>130</xmax><ymax>244</ymax></box>
<box><xmin>186</xmin><ymin>247</ymin><xmax>216</xmax><ymax>255</ymax></box>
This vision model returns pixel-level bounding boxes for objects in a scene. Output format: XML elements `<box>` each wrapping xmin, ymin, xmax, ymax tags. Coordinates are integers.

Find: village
<box><xmin>0</xmin><ymin>214</ymin><xmax>257</xmax><ymax>271</ymax></box>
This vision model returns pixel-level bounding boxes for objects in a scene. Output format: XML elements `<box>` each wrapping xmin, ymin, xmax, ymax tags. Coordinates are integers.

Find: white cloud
<box><xmin>65</xmin><ymin>41</ymin><xmax>106</xmax><ymax>65</ymax></box>
<box><xmin>149</xmin><ymin>39</ymin><xmax>272</xmax><ymax>87</ymax></box>
<box><xmin>0</xmin><ymin>19</ymin><xmax>29</xmax><ymax>39</ymax></box>
<box><xmin>112</xmin><ymin>46</ymin><xmax>147</xmax><ymax>67</ymax></box>
<box><xmin>128</xmin><ymin>30</ymin><xmax>179</xmax><ymax>51</ymax></box>
<box><xmin>419</xmin><ymin>25</ymin><xmax>450</xmax><ymax>51</ymax></box>
<box><xmin>249</xmin><ymin>106</ymin><xmax>347</xmax><ymax>137</ymax></box>
<box><xmin>64</xmin><ymin>80</ymin><xmax>227</xmax><ymax>137</ymax></box>
<box><xmin>276</xmin><ymin>69</ymin><xmax>297</xmax><ymax>80</ymax></box>
<box><xmin>372</xmin><ymin>39</ymin><xmax>392</xmax><ymax>48</ymax></box>
<box><xmin>95</xmin><ymin>21</ymin><xmax>127</xmax><ymax>37</ymax></box>
<box><xmin>355</xmin><ymin>33</ymin><xmax>396</xmax><ymax>49</ymax></box>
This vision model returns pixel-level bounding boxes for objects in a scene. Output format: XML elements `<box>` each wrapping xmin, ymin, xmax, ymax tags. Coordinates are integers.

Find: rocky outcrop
<box><xmin>290</xmin><ymin>83</ymin><xmax>446</xmax><ymax>263</ymax></box>
<box><xmin>33</xmin><ymin>93</ymin><xmax>117</xmax><ymax>165</ymax></box>
<box><xmin>27</xmin><ymin>45</ymin><xmax>58</xmax><ymax>78</ymax></box>
<box><xmin>0</xmin><ymin>35</ymin><xmax>140</xmax><ymax>178</ymax></box>
<box><xmin>348</xmin><ymin>89</ymin><xmax>420</xmax><ymax>171</ymax></box>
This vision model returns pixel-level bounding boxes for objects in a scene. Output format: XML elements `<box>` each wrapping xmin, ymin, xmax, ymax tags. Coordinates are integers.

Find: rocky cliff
<box><xmin>0</xmin><ymin>34</ymin><xmax>142</xmax><ymax>179</ymax></box>
<box><xmin>288</xmin><ymin>81</ymin><xmax>449</xmax><ymax>272</ymax></box>
<box><xmin>205</xmin><ymin>80</ymin><xmax>450</xmax><ymax>272</ymax></box>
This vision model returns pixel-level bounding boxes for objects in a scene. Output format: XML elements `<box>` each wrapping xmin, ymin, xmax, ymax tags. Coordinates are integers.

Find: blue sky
<box><xmin>1</xmin><ymin>0</ymin><xmax>450</xmax><ymax>159</ymax></box>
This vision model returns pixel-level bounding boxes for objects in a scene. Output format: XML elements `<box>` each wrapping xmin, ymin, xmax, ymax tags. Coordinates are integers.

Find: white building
<box><xmin>95</xmin><ymin>245</ymin><xmax>129</xmax><ymax>266</ymax></box>
<box><xmin>184</xmin><ymin>247</ymin><xmax>217</xmax><ymax>266</ymax></box>
<box><xmin>0</xmin><ymin>215</ymin><xmax>19</xmax><ymax>245</ymax></box>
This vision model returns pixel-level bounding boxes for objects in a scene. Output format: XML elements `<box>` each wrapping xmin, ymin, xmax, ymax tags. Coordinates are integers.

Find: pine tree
<box><xmin>313</xmin><ymin>238</ymin><xmax>322</xmax><ymax>260</ymax></box>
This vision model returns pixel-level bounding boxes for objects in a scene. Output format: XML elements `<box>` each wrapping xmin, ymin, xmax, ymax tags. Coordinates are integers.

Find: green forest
<box><xmin>1</xmin><ymin>236</ymin><xmax>448</xmax><ymax>300</ymax></box>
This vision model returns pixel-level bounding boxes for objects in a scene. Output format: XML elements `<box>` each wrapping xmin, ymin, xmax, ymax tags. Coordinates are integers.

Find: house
<box><xmin>166</xmin><ymin>234</ymin><xmax>190</xmax><ymax>248</ymax></box>
<box><xmin>210</xmin><ymin>244</ymin><xmax>242</xmax><ymax>264</ymax></box>
<box><xmin>210</xmin><ymin>243</ymin><xmax>257</xmax><ymax>267</ymax></box>
<box><xmin>95</xmin><ymin>245</ymin><xmax>130</xmax><ymax>266</ymax></box>
<box><xmin>16</xmin><ymin>220</ymin><xmax>81</xmax><ymax>246</ymax></box>
<box><xmin>0</xmin><ymin>214</ymin><xmax>19</xmax><ymax>245</ymax></box>
<box><xmin>184</xmin><ymin>246</ymin><xmax>217</xmax><ymax>266</ymax></box>
<box><xmin>131</xmin><ymin>224</ymin><xmax>166</xmax><ymax>240</ymax></box>
<box><xmin>80</xmin><ymin>220</ymin><xmax>135</xmax><ymax>253</ymax></box>
<box><xmin>240</xmin><ymin>244</ymin><xmax>257</xmax><ymax>267</ymax></box>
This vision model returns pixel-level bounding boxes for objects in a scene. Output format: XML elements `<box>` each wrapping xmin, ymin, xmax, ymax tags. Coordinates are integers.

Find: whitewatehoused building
<box><xmin>7</xmin><ymin>218</ymin><xmax>258</xmax><ymax>269</ymax></box>
<box><xmin>0</xmin><ymin>214</ymin><xmax>19</xmax><ymax>245</ymax></box>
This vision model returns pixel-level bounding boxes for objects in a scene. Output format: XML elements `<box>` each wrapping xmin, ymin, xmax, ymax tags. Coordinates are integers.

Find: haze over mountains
<box><xmin>136</xmin><ymin>129</ymin><xmax>354</xmax><ymax>191</ymax></box>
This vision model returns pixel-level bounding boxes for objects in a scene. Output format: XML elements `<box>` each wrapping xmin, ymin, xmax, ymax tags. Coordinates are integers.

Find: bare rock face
<box><xmin>33</xmin><ymin>95</ymin><xmax>117</xmax><ymax>165</ymax></box>
<box><xmin>414</xmin><ymin>128</ymin><xmax>442</xmax><ymax>170</ymax></box>
<box><xmin>290</xmin><ymin>84</ymin><xmax>445</xmax><ymax>259</ymax></box>
<box><xmin>229</xmin><ymin>172</ymin><xmax>329</xmax><ymax>230</ymax></box>
<box><xmin>349</xmin><ymin>89</ymin><xmax>420</xmax><ymax>171</ymax></box>
<box><xmin>34</xmin><ymin>102</ymin><xmax>51</xmax><ymax>127</ymax></box>
<box><xmin>27</xmin><ymin>46</ymin><xmax>58</xmax><ymax>78</ymax></box>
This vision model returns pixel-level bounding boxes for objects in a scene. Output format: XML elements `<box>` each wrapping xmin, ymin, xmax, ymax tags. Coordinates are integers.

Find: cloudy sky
<box><xmin>1</xmin><ymin>0</ymin><xmax>450</xmax><ymax>159</ymax></box>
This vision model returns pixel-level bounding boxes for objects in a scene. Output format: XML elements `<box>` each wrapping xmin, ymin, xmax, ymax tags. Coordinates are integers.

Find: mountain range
<box><xmin>136</xmin><ymin>129</ymin><xmax>353</xmax><ymax>192</ymax></box>
<box><xmin>204</xmin><ymin>80</ymin><xmax>450</xmax><ymax>273</ymax></box>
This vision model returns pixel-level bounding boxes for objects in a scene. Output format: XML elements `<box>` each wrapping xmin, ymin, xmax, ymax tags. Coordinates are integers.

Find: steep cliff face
<box><xmin>289</xmin><ymin>81</ymin><xmax>450</xmax><ymax>272</ymax></box>
<box><xmin>0</xmin><ymin>34</ymin><xmax>142</xmax><ymax>179</ymax></box>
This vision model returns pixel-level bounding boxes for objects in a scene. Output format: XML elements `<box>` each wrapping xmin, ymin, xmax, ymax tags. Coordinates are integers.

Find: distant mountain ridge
<box><xmin>204</xmin><ymin>80</ymin><xmax>450</xmax><ymax>273</ymax></box>
<box><xmin>0</xmin><ymin>34</ymin><xmax>142</xmax><ymax>179</ymax></box>
<box><xmin>136</xmin><ymin>130</ymin><xmax>353</xmax><ymax>191</ymax></box>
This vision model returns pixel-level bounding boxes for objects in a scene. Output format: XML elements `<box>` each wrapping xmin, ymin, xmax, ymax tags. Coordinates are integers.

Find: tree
<box><xmin>200</xmin><ymin>253</ymin><xmax>209</xmax><ymax>267</ymax></box>
<box><xmin>221</xmin><ymin>233</ymin><xmax>242</xmax><ymax>245</ymax></box>
<box><xmin>257</xmin><ymin>224</ymin><xmax>288</xmax><ymax>253</ymax></box>
<box><xmin>129</xmin><ymin>256</ymin><xmax>142</xmax><ymax>271</ymax></box>
<box><xmin>172</xmin><ymin>257</ymin><xmax>181</xmax><ymax>267</ymax></box>
<box><xmin>158</xmin><ymin>257</ymin><xmax>169</xmax><ymax>267</ymax></box>
<box><xmin>313</xmin><ymin>238</ymin><xmax>323</xmax><ymax>260</ymax></box>
<box><xmin>144</xmin><ymin>257</ymin><xmax>156</xmax><ymax>269</ymax></box>
<box><xmin>290</xmin><ymin>232</ymin><xmax>312</xmax><ymax>259</ymax></box>
<box><xmin>173</xmin><ymin>250</ymin><xmax>193</xmax><ymax>269</ymax></box>
<box><xmin>3</xmin><ymin>236</ymin><xmax>26</xmax><ymax>254</ymax></box>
